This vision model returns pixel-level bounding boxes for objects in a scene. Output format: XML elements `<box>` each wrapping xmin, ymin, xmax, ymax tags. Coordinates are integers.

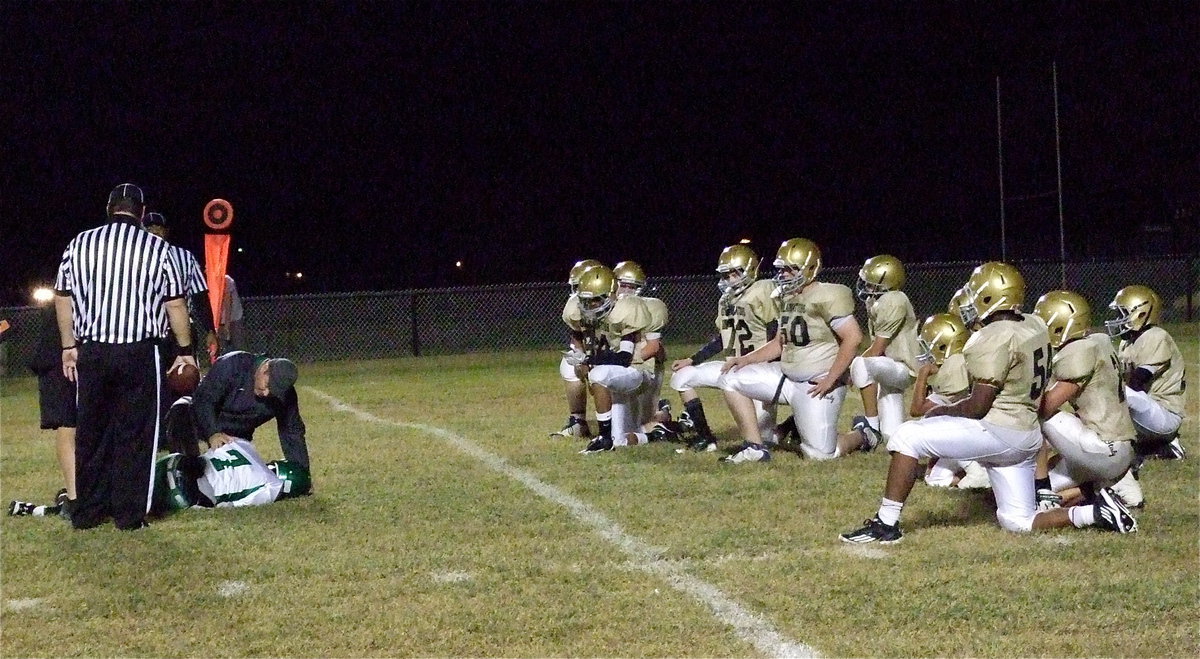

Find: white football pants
<box><xmin>1124</xmin><ymin>388</ymin><xmax>1183</xmax><ymax>440</ymax></box>
<box><xmin>849</xmin><ymin>355</ymin><xmax>914</xmax><ymax>439</ymax></box>
<box><xmin>589</xmin><ymin>365</ymin><xmax>653</xmax><ymax>447</ymax></box>
<box><xmin>722</xmin><ymin>363</ymin><xmax>846</xmax><ymax>460</ymax></box>
<box><xmin>670</xmin><ymin>360</ymin><xmax>777</xmax><ymax>441</ymax></box>
<box><xmin>1042</xmin><ymin>411</ymin><xmax>1135</xmax><ymax>490</ymax></box>
<box><xmin>887</xmin><ymin>416</ymin><xmax>1042</xmax><ymax>532</ymax></box>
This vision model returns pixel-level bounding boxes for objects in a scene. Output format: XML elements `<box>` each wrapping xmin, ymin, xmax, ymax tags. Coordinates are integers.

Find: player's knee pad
<box><xmin>849</xmin><ymin>355</ymin><xmax>872</xmax><ymax>389</ymax></box>
<box><xmin>883</xmin><ymin>421</ymin><xmax>922</xmax><ymax>459</ymax></box>
<box><xmin>669</xmin><ymin>367</ymin><xmax>695</xmax><ymax>392</ymax></box>
<box><xmin>559</xmin><ymin>357</ymin><xmax>581</xmax><ymax>381</ymax></box>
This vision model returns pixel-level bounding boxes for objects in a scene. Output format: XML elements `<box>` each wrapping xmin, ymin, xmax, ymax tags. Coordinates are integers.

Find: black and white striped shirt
<box><xmin>55</xmin><ymin>221</ymin><xmax>186</xmax><ymax>344</ymax></box>
<box><xmin>170</xmin><ymin>245</ymin><xmax>208</xmax><ymax>297</ymax></box>
<box><xmin>163</xmin><ymin>244</ymin><xmax>210</xmax><ymax>333</ymax></box>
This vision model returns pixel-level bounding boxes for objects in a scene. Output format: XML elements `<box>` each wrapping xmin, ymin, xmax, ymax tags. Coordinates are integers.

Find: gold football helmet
<box><xmin>612</xmin><ymin>260</ymin><xmax>646</xmax><ymax>298</ymax></box>
<box><xmin>716</xmin><ymin>244</ymin><xmax>760</xmax><ymax>298</ymax></box>
<box><xmin>917</xmin><ymin>313</ymin><xmax>970</xmax><ymax>366</ymax></box>
<box><xmin>1034</xmin><ymin>290</ymin><xmax>1092</xmax><ymax>348</ymax></box>
<box><xmin>947</xmin><ymin>286</ymin><xmax>972</xmax><ymax>318</ymax></box>
<box><xmin>1106</xmin><ymin>285</ymin><xmax>1162</xmax><ymax>336</ymax></box>
<box><xmin>576</xmin><ymin>264</ymin><xmax>617</xmax><ymax>322</ymax></box>
<box><xmin>773</xmin><ymin>238</ymin><xmax>821</xmax><ymax>295</ymax></box>
<box><xmin>959</xmin><ymin>261</ymin><xmax>1025</xmax><ymax>326</ymax></box>
<box><xmin>856</xmin><ymin>254</ymin><xmax>906</xmax><ymax>300</ymax></box>
<box><xmin>568</xmin><ymin>259</ymin><xmax>603</xmax><ymax>293</ymax></box>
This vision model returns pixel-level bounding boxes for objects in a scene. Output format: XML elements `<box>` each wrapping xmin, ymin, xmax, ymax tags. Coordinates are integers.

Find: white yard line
<box><xmin>307</xmin><ymin>387</ymin><xmax>818</xmax><ymax>659</ymax></box>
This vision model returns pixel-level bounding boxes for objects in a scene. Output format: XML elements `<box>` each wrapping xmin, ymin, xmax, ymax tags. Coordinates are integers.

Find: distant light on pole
<box><xmin>455</xmin><ymin>261</ymin><xmax>463</xmax><ymax>268</ymax></box>
<box><xmin>295</xmin><ymin>272</ymin><xmax>303</xmax><ymax>279</ymax></box>
<box><xmin>32</xmin><ymin>287</ymin><xmax>54</xmax><ymax>304</ymax></box>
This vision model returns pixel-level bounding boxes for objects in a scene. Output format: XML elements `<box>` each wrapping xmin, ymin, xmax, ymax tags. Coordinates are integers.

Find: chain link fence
<box><xmin>2</xmin><ymin>257</ymin><xmax>1194</xmax><ymax>373</ymax></box>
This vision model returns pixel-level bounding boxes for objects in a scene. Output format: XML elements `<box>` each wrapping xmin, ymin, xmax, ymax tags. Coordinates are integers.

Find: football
<box><xmin>166</xmin><ymin>363</ymin><xmax>201</xmax><ymax>395</ymax></box>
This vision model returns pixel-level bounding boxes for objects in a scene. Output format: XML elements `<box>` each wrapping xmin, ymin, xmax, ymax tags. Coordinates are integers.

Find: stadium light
<box><xmin>31</xmin><ymin>286</ymin><xmax>54</xmax><ymax>304</ymax></box>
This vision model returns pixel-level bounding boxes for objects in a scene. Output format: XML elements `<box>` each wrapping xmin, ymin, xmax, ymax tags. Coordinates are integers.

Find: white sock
<box><xmin>596</xmin><ymin>411</ymin><xmax>612</xmax><ymax>422</ymax></box>
<box><xmin>1068</xmin><ymin>505</ymin><xmax>1095</xmax><ymax>528</ymax></box>
<box><xmin>877</xmin><ymin>498</ymin><xmax>904</xmax><ymax>526</ymax></box>
<box><xmin>867</xmin><ymin>416</ymin><xmax>880</xmax><ymax>431</ymax></box>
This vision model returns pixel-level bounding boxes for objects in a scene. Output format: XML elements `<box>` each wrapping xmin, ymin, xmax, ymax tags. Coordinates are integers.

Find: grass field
<box><xmin>2</xmin><ymin>325</ymin><xmax>1197</xmax><ymax>657</ymax></box>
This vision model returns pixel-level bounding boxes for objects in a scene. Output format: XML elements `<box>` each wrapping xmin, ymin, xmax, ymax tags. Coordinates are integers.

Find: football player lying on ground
<box><xmin>10</xmin><ymin>439</ymin><xmax>310</xmax><ymax>517</ymax></box>
<box><xmin>165</xmin><ymin>351</ymin><xmax>311</xmax><ymax>475</ymax></box>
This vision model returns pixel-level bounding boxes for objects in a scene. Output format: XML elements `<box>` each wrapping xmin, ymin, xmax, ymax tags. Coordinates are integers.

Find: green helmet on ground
<box><xmin>268</xmin><ymin>460</ymin><xmax>312</xmax><ymax>499</ymax></box>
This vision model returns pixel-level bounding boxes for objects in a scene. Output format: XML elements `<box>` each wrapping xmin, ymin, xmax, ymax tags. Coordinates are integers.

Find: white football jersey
<box><xmin>196</xmin><ymin>439</ymin><xmax>284</xmax><ymax>507</ymax></box>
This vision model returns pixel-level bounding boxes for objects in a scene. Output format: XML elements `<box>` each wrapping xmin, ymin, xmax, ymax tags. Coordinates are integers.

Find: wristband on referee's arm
<box><xmin>176</xmin><ymin>344</ymin><xmax>193</xmax><ymax>358</ymax></box>
<box><xmin>62</xmin><ymin>345</ymin><xmax>76</xmax><ymax>350</ymax></box>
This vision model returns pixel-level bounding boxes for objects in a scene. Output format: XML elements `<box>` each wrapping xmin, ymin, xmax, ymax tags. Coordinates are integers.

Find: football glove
<box><xmin>1036</xmin><ymin>488</ymin><xmax>1062</xmax><ymax>512</ymax></box>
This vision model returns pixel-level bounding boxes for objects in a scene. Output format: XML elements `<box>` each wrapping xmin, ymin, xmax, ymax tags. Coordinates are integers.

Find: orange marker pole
<box><xmin>203</xmin><ymin>199</ymin><xmax>234</xmax><ymax>363</ymax></box>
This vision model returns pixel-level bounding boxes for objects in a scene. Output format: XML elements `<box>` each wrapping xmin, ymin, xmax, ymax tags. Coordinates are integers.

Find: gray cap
<box><xmin>267</xmin><ymin>358</ymin><xmax>298</xmax><ymax>397</ymax></box>
<box><xmin>143</xmin><ymin>211</ymin><xmax>167</xmax><ymax>228</ymax></box>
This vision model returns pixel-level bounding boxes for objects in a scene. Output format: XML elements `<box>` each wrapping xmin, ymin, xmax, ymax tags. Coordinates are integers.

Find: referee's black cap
<box><xmin>107</xmin><ymin>183</ymin><xmax>145</xmax><ymax>217</ymax></box>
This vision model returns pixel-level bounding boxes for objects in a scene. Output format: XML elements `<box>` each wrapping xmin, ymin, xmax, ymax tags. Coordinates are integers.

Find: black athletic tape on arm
<box><xmin>689</xmin><ymin>335</ymin><xmax>724</xmax><ymax>364</ymax></box>
<box><xmin>590</xmin><ymin>349</ymin><xmax>633</xmax><ymax>367</ymax></box>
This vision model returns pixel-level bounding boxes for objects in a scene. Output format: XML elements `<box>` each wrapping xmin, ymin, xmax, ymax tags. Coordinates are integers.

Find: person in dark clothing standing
<box><xmin>142</xmin><ymin>211</ymin><xmax>216</xmax><ymax>449</ymax></box>
<box><xmin>28</xmin><ymin>298</ymin><xmax>77</xmax><ymax>516</ymax></box>
<box><xmin>55</xmin><ymin>183</ymin><xmax>196</xmax><ymax>530</ymax></box>
<box><xmin>142</xmin><ymin>211</ymin><xmax>217</xmax><ymax>356</ymax></box>
<box><xmin>167</xmin><ymin>351</ymin><xmax>310</xmax><ymax>471</ymax></box>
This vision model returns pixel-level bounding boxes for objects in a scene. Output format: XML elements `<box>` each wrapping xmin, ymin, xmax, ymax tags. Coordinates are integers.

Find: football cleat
<box><xmin>579</xmin><ymin>436</ymin><xmax>614</xmax><ymax>454</ymax></box>
<box><xmin>645</xmin><ymin>423</ymin><xmax>678</xmax><ymax>443</ymax></box>
<box><xmin>1093</xmin><ymin>487</ymin><xmax>1138</xmax><ymax>533</ymax></box>
<box><xmin>840</xmin><ymin>517</ymin><xmax>903</xmax><ymax>544</ymax></box>
<box><xmin>8</xmin><ymin>500</ymin><xmax>35</xmax><ymax>516</ymax></box>
<box><xmin>1108</xmin><ymin>469</ymin><xmax>1144</xmax><ymax>509</ymax></box>
<box><xmin>1146</xmin><ymin>438</ymin><xmax>1187</xmax><ymax>461</ymax></box>
<box><xmin>852</xmin><ymin>416</ymin><xmax>883</xmax><ymax>452</ymax></box>
<box><xmin>688</xmin><ymin>437</ymin><xmax>718</xmax><ymax>452</ymax></box>
<box><xmin>677</xmin><ymin>411</ymin><xmax>696</xmax><ymax>431</ymax></box>
<box><xmin>551</xmin><ymin>417</ymin><xmax>592</xmax><ymax>439</ymax></box>
<box><xmin>721</xmin><ymin>442</ymin><xmax>770</xmax><ymax>463</ymax></box>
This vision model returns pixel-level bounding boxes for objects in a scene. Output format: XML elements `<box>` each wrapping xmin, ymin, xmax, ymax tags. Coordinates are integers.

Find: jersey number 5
<box><xmin>1029</xmin><ymin>346</ymin><xmax>1051</xmax><ymax>400</ymax></box>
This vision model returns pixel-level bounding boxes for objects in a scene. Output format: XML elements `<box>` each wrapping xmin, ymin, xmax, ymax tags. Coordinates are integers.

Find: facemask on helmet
<box><xmin>716</xmin><ymin>244</ymin><xmax>760</xmax><ymax>299</ymax></box>
<box><xmin>1034</xmin><ymin>290</ymin><xmax>1092</xmax><ymax>348</ymax></box>
<box><xmin>856</xmin><ymin>254</ymin><xmax>905</xmax><ymax>301</ymax></box>
<box><xmin>267</xmin><ymin>460</ymin><xmax>312</xmax><ymax>499</ymax></box>
<box><xmin>958</xmin><ymin>262</ymin><xmax>1025</xmax><ymax>327</ymax></box>
<box><xmin>1104</xmin><ymin>285</ymin><xmax>1161</xmax><ymax>337</ymax></box>
<box><xmin>916</xmin><ymin>313</ymin><xmax>969</xmax><ymax>367</ymax></box>
<box><xmin>772</xmin><ymin>238</ymin><xmax>821</xmax><ymax>296</ymax></box>
<box><xmin>568</xmin><ymin>259</ymin><xmax>603</xmax><ymax>295</ymax></box>
<box><xmin>576</xmin><ymin>265</ymin><xmax>618</xmax><ymax>322</ymax></box>
<box><xmin>612</xmin><ymin>261</ymin><xmax>646</xmax><ymax>299</ymax></box>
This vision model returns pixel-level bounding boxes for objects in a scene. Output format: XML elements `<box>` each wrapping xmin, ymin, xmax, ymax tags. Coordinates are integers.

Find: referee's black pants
<box><xmin>73</xmin><ymin>340</ymin><xmax>162</xmax><ymax>530</ymax></box>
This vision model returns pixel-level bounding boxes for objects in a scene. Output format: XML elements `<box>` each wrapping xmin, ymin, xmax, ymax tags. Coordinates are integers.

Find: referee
<box><xmin>54</xmin><ymin>183</ymin><xmax>197</xmax><ymax>530</ymax></box>
<box><xmin>143</xmin><ymin>211</ymin><xmax>216</xmax><ymax>354</ymax></box>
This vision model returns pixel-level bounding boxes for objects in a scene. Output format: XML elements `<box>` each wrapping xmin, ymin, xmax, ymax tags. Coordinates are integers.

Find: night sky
<box><xmin>3</xmin><ymin>2</ymin><xmax>1196</xmax><ymax>306</ymax></box>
